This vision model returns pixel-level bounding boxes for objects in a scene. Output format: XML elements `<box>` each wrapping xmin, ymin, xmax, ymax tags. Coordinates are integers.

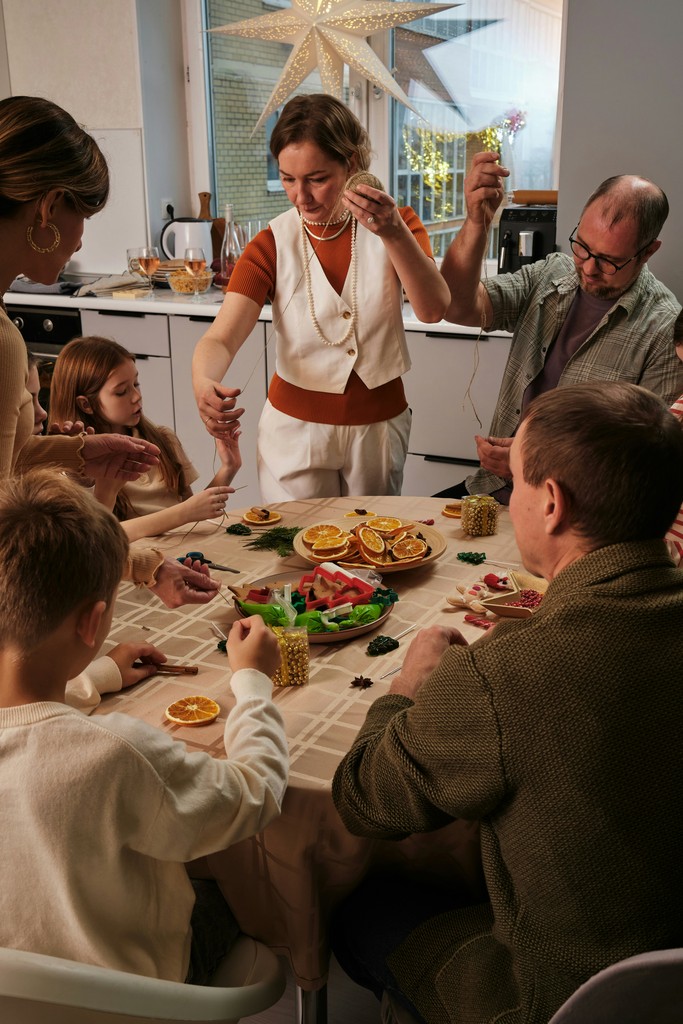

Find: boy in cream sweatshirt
<box><xmin>0</xmin><ymin>470</ymin><xmax>288</xmax><ymax>982</ymax></box>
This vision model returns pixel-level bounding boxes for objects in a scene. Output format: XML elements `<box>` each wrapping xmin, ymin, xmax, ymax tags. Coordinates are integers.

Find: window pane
<box><xmin>390</xmin><ymin>0</ymin><xmax>563</xmax><ymax>256</ymax></box>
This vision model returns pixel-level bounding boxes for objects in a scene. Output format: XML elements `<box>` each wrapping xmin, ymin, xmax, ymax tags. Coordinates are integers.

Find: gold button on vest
<box><xmin>347</xmin><ymin>348</ymin><xmax>356</xmax><ymax>356</ymax></box>
<box><xmin>341</xmin><ymin>310</ymin><xmax>352</xmax><ymax>320</ymax></box>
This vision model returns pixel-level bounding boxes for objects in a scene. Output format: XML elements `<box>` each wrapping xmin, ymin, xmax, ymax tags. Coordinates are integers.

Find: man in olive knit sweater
<box><xmin>332</xmin><ymin>381</ymin><xmax>683</xmax><ymax>1024</ymax></box>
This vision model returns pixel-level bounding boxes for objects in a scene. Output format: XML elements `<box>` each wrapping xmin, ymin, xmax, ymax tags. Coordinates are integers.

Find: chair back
<box><xmin>0</xmin><ymin>935</ymin><xmax>285</xmax><ymax>1024</ymax></box>
<box><xmin>549</xmin><ymin>947</ymin><xmax>683</xmax><ymax>1024</ymax></box>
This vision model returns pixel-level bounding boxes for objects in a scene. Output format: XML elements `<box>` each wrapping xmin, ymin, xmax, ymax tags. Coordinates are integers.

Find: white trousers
<box><xmin>256</xmin><ymin>401</ymin><xmax>412</xmax><ymax>502</ymax></box>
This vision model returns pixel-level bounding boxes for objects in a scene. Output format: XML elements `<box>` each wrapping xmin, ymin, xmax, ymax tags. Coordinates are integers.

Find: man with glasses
<box><xmin>437</xmin><ymin>152</ymin><xmax>683</xmax><ymax>501</ymax></box>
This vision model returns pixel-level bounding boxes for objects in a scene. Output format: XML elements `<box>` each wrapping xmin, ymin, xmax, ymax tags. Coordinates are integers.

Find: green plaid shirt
<box><xmin>467</xmin><ymin>253</ymin><xmax>683</xmax><ymax>494</ymax></box>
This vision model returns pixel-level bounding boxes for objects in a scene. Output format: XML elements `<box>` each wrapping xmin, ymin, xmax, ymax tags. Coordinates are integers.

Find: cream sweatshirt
<box><xmin>0</xmin><ymin>668</ymin><xmax>288</xmax><ymax>981</ymax></box>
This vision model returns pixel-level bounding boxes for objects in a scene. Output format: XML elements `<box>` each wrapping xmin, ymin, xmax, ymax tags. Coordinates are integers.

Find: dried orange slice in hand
<box><xmin>365</xmin><ymin>516</ymin><xmax>403</xmax><ymax>534</ymax></box>
<box><xmin>301</xmin><ymin>523</ymin><xmax>344</xmax><ymax>545</ymax></box>
<box><xmin>391</xmin><ymin>537</ymin><xmax>428</xmax><ymax>561</ymax></box>
<box><xmin>165</xmin><ymin>695</ymin><xmax>220</xmax><ymax>726</ymax></box>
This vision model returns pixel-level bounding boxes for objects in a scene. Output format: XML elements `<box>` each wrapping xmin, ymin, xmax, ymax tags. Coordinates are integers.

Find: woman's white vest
<box><xmin>269</xmin><ymin>207</ymin><xmax>410</xmax><ymax>394</ymax></box>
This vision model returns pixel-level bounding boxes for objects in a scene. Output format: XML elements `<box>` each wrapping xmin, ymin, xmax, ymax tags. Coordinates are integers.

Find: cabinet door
<box><xmin>79</xmin><ymin>309</ymin><xmax>174</xmax><ymax>428</ymax></box>
<box><xmin>169</xmin><ymin>316</ymin><xmax>268</xmax><ymax>505</ymax></box>
<box><xmin>403</xmin><ymin>330</ymin><xmax>511</xmax><ymax>460</ymax></box>
<box><xmin>401</xmin><ymin>453</ymin><xmax>478</xmax><ymax>497</ymax></box>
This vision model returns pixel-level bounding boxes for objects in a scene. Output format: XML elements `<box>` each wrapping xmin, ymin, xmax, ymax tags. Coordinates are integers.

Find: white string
<box><xmin>461</xmin><ymin>195</ymin><xmax>497</xmax><ymax>431</ymax></box>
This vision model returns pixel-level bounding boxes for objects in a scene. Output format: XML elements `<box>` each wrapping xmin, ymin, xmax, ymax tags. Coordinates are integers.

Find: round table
<box><xmin>97</xmin><ymin>494</ymin><xmax>524</xmax><ymax>995</ymax></box>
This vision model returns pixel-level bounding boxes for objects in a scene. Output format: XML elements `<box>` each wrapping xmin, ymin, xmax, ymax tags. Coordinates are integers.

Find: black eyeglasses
<box><xmin>568</xmin><ymin>226</ymin><xmax>654</xmax><ymax>276</ymax></box>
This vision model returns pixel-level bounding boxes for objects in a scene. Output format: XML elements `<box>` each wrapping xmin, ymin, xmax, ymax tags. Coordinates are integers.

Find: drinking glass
<box><xmin>184</xmin><ymin>247</ymin><xmax>207</xmax><ymax>302</ymax></box>
<box><xmin>126</xmin><ymin>247</ymin><xmax>141</xmax><ymax>277</ymax></box>
<box><xmin>135</xmin><ymin>246</ymin><xmax>160</xmax><ymax>299</ymax></box>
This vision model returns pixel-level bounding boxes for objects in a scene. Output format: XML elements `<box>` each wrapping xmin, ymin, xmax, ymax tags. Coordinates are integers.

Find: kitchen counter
<box><xmin>3</xmin><ymin>286</ymin><xmax>511</xmax><ymax>338</ymax></box>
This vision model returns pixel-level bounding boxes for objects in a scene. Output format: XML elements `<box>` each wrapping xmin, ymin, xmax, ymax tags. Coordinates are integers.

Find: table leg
<box><xmin>296</xmin><ymin>983</ymin><xmax>328</xmax><ymax>1024</ymax></box>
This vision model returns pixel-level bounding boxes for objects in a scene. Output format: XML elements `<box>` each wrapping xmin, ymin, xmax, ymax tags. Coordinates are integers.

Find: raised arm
<box><xmin>191</xmin><ymin>292</ymin><xmax>261</xmax><ymax>440</ymax></box>
<box><xmin>119</xmin><ymin>485</ymin><xmax>234</xmax><ymax>543</ymax></box>
<box><xmin>440</xmin><ymin>151</ymin><xmax>509</xmax><ymax>327</ymax></box>
<box><xmin>343</xmin><ymin>184</ymin><xmax>450</xmax><ymax>323</ymax></box>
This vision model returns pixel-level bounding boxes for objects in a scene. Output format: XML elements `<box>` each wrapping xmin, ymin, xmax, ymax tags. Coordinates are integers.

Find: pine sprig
<box><xmin>243</xmin><ymin>526</ymin><xmax>302</xmax><ymax>557</ymax></box>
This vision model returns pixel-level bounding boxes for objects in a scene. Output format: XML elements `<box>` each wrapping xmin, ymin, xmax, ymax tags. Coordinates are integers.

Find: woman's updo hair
<box><xmin>0</xmin><ymin>96</ymin><xmax>109</xmax><ymax>219</ymax></box>
<box><xmin>270</xmin><ymin>94</ymin><xmax>372</xmax><ymax>171</ymax></box>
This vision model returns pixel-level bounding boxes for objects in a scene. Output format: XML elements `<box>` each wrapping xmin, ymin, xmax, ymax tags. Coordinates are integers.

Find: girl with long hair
<box><xmin>50</xmin><ymin>336</ymin><xmax>240</xmax><ymax>541</ymax></box>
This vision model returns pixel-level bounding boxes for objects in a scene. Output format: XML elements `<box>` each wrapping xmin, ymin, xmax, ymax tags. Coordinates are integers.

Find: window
<box><xmin>198</xmin><ymin>0</ymin><xmax>563</xmax><ymax>255</ymax></box>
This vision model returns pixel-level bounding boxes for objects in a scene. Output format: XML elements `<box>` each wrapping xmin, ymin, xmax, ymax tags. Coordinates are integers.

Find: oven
<box><xmin>7</xmin><ymin>304</ymin><xmax>83</xmax><ymax>419</ymax></box>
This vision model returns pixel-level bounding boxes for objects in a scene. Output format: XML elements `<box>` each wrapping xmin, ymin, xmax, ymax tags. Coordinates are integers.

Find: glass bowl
<box><xmin>168</xmin><ymin>269</ymin><xmax>215</xmax><ymax>295</ymax></box>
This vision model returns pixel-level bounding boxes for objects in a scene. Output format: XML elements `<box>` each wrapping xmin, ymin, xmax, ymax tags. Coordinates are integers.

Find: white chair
<box><xmin>548</xmin><ymin>947</ymin><xmax>683</xmax><ymax>1024</ymax></box>
<box><xmin>0</xmin><ymin>934</ymin><xmax>286</xmax><ymax>1024</ymax></box>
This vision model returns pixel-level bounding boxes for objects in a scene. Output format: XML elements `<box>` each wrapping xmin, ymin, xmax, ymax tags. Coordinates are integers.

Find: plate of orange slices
<box><xmin>293</xmin><ymin>516</ymin><xmax>446</xmax><ymax>573</ymax></box>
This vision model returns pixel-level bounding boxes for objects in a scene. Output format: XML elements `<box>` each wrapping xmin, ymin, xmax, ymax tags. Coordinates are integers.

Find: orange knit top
<box><xmin>228</xmin><ymin>208</ymin><xmax>431</xmax><ymax>425</ymax></box>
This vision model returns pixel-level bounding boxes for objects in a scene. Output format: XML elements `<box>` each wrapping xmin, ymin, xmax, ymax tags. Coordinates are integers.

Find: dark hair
<box><xmin>582</xmin><ymin>175</ymin><xmax>669</xmax><ymax>249</ymax></box>
<box><xmin>0</xmin><ymin>470</ymin><xmax>127</xmax><ymax>649</ymax></box>
<box><xmin>0</xmin><ymin>96</ymin><xmax>109</xmax><ymax>219</ymax></box>
<box><xmin>270</xmin><ymin>94</ymin><xmax>371</xmax><ymax>171</ymax></box>
<box><xmin>521</xmin><ymin>382</ymin><xmax>683</xmax><ymax>546</ymax></box>
<box><xmin>49</xmin><ymin>336</ymin><xmax>188</xmax><ymax>520</ymax></box>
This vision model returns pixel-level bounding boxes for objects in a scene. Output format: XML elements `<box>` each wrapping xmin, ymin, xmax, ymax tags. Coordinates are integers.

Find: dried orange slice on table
<box><xmin>165</xmin><ymin>696</ymin><xmax>220</xmax><ymax>726</ymax></box>
<box><xmin>391</xmin><ymin>537</ymin><xmax>428</xmax><ymax>561</ymax></box>
<box><xmin>311</xmin><ymin>533</ymin><xmax>350</xmax><ymax>552</ymax></box>
<box><xmin>356</xmin><ymin>525</ymin><xmax>386</xmax><ymax>556</ymax></box>
<box><xmin>301</xmin><ymin>523</ymin><xmax>344</xmax><ymax>545</ymax></box>
<box><xmin>364</xmin><ymin>516</ymin><xmax>404</xmax><ymax>535</ymax></box>
<box><xmin>441</xmin><ymin>502</ymin><xmax>462</xmax><ymax>519</ymax></box>
<box><xmin>242</xmin><ymin>507</ymin><xmax>282</xmax><ymax>525</ymax></box>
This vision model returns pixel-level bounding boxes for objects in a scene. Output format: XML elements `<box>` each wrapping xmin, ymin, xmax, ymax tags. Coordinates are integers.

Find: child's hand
<box><xmin>181</xmin><ymin>486</ymin><xmax>234</xmax><ymax>523</ymax></box>
<box><xmin>216</xmin><ymin>426</ymin><xmax>242</xmax><ymax>481</ymax></box>
<box><xmin>106</xmin><ymin>643</ymin><xmax>167</xmax><ymax>688</ymax></box>
<box><xmin>48</xmin><ymin>420</ymin><xmax>96</xmax><ymax>436</ymax></box>
<box><xmin>227</xmin><ymin>616</ymin><xmax>281</xmax><ymax>678</ymax></box>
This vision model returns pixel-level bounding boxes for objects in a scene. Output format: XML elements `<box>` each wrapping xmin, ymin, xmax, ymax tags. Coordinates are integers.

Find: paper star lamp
<box><xmin>209</xmin><ymin>0</ymin><xmax>461</xmax><ymax>132</ymax></box>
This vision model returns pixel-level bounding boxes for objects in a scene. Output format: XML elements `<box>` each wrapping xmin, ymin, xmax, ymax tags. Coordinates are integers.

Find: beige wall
<box><xmin>2</xmin><ymin>0</ymin><xmax>141</xmax><ymax>127</ymax></box>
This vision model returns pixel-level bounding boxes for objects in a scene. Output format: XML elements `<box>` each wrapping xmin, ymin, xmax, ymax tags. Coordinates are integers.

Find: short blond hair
<box><xmin>0</xmin><ymin>471</ymin><xmax>128</xmax><ymax>649</ymax></box>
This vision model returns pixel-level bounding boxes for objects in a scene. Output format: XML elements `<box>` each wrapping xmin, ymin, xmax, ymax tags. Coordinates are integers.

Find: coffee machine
<box><xmin>497</xmin><ymin>205</ymin><xmax>557</xmax><ymax>273</ymax></box>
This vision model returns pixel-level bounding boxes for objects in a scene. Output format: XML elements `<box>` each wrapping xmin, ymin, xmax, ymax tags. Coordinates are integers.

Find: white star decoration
<box><xmin>210</xmin><ymin>0</ymin><xmax>460</xmax><ymax>132</ymax></box>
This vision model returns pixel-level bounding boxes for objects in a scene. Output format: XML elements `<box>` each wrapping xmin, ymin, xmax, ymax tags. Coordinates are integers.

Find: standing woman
<box><xmin>0</xmin><ymin>95</ymin><xmax>217</xmax><ymax>606</ymax></box>
<box><xmin>193</xmin><ymin>93</ymin><xmax>450</xmax><ymax>501</ymax></box>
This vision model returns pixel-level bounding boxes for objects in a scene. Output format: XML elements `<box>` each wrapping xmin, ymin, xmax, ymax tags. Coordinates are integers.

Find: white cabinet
<box><xmin>169</xmin><ymin>315</ymin><xmax>268</xmax><ymax>506</ymax></box>
<box><xmin>402</xmin><ymin>327</ymin><xmax>511</xmax><ymax>494</ymax></box>
<box><xmin>79</xmin><ymin>309</ymin><xmax>174</xmax><ymax>430</ymax></box>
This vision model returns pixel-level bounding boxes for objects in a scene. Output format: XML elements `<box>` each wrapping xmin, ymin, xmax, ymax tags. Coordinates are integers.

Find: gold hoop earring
<box><xmin>27</xmin><ymin>223</ymin><xmax>61</xmax><ymax>254</ymax></box>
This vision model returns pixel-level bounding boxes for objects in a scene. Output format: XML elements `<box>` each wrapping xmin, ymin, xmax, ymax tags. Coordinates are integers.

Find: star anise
<box><xmin>350</xmin><ymin>674</ymin><xmax>374</xmax><ymax>690</ymax></box>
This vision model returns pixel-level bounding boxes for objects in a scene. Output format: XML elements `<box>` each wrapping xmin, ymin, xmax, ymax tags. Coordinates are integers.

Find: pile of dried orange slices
<box><xmin>300</xmin><ymin>516</ymin><xmax>429</xmax><ymax>568</ymax></box>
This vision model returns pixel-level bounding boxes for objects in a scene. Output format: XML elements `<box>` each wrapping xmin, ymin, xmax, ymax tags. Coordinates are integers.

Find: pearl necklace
<box><xmin>302</xmin><ymin>214</ymin><xmax>351</xmax><ymax>242</ymax></box>
<box><xmin>301</xmin><ymin>213</ymin><xmax>357</xmax><ymax>348</ymax></box>
<box><xmin>301</xmin><ymin>211</ymin><xmax>349</xmax><ymax>227</ymax></box>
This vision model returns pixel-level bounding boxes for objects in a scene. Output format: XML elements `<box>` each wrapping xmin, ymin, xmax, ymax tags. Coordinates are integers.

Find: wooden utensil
<box><xmin>197</xmin><ymin>192</ymin><xmax>213</xmax><ymax>220</ymax></box>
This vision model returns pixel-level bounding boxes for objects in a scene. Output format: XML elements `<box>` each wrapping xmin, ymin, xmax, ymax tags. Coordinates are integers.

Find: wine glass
<box><xmin>184</xmin><ymin>247</ymin><xmax>207</xmax><ymax>302</ymax></box>
<box><xmin>136</xmin><ymin>246</ymin><xmax>160</xmax><ymax>299</ymax></box>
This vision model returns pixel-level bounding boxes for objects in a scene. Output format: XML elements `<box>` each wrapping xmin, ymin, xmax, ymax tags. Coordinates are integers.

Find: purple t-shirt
<box><xmin>521</xmin><ymin>288</ymin><xmax>615</xmax><ymax>413</ymax></box>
